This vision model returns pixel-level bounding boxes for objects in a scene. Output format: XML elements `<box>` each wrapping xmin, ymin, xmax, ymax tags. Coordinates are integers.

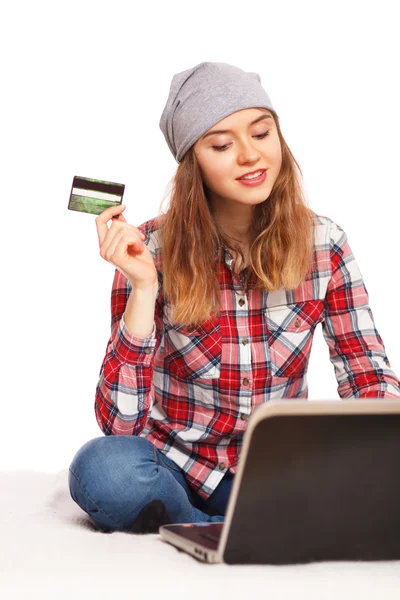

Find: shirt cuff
<box><xmin>112</xmin><ymin>313</ymin><xmax>157</xmax><ymax>365</ymax></box>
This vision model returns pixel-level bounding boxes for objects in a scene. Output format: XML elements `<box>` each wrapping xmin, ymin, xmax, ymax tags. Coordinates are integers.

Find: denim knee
<box><xmin>69</xmin><ymin>435</ymin><xmax>158</xmax><ymax>490</ymax></box>
<box><xmin>68</xmin><ymin>435</ymin><xmax>159</xmax><ymax>531</ymax></box>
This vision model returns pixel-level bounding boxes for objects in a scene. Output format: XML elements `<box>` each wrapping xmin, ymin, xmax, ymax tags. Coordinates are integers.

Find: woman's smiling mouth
<box><xmin>236</xmin><ymin>169</ymin><xmax>267</xmax><ymax>186</ymax></box>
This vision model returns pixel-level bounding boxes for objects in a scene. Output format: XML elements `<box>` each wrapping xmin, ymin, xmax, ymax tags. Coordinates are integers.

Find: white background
<box><xmin>1</xmin><ymin>0</ymin><xmax>398</xmax><ymax>472</ymax></box>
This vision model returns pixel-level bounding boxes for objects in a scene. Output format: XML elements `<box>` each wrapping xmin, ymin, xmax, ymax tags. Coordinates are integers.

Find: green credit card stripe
<box><xmin>69</xmin><ymin>195</ymin><xmax>120</xmax><ymax>210</ymax></box>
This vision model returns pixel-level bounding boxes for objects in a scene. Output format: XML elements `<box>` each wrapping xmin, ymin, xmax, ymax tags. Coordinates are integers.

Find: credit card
<box><xmin>68</xmin><ymin>176</ymin><xmax>125</xmax><ymax>215</ymax></box>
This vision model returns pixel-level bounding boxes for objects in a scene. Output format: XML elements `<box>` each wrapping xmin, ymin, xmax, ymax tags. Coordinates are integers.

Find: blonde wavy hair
<box><xmin>156</xmin><ymin>108</ymin><xmax>315</xmax><ymax>327</ymax></box>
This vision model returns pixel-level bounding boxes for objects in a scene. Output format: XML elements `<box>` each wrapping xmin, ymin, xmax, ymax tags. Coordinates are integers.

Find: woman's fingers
<box><xmin>104</xmin><ymin>230</ymin><xmax>144</xmax><ymax>263</ymax></box>
<box><xmin>112</xmin><ymin>234</ymin><xmax>144</xmax><ymax>265</ymax></box>
<box><xmin>95</xmin><ymin>204</ymin><xmax>126</xmax><ymax>245</ymax></box>
<box><xmin>95</xmin><ymin>203</ymin><xmax>149</xmax><ymax>280</ymax></box>
<box><xmin>100</xmin><ymin>221</ymin><xmax>146</xmax><ymax>259</ymax></box>
<box><xmin>95</xmin><ymin>211</ymin><xmax>156</xmax><ymax>285</ymax></box>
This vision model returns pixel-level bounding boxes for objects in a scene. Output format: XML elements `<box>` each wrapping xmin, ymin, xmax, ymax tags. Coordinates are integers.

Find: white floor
<box><xmin>1</xmin><ymin>469</ymin><xmax>400</xmax><ymax>600</ymax></box>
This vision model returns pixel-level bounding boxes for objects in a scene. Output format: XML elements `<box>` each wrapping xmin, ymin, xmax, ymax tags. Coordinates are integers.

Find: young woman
<box><xmin>68</xmin><ymin>62</ymin><xmax>400</xmax><ymax>534</ymax></box>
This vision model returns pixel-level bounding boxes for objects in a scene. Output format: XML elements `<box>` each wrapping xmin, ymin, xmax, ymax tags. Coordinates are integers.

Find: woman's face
<box><xmin>193</xmin><ymin>108</ymin><xmax>282</xmax><ymax>209</ymax></box>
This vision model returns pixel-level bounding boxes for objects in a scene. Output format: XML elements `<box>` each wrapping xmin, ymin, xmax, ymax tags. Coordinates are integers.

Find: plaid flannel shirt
<box><xmin>95</xmin><ymin>213</ymin><xmax>400</xmax><ymax>501</ymax></box>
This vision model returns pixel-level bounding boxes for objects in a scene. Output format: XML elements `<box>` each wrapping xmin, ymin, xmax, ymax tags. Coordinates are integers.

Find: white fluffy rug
<box><xmin>1</xmin><ymin>469</ymin><xmax>400</xmax><ymax>600</ymax></box>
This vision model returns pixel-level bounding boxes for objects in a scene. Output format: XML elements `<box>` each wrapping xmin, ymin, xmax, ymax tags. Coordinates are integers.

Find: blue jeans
<box><xmin>68</xmin><ymin>435</ymin><xmax>234</xmax><ymax>532</ymax></box>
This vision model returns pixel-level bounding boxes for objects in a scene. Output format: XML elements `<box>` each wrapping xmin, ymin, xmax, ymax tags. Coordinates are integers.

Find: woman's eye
<box><xmin>255</xmin><ymin>131</ymin><xmax>270</xmax><ymax>140</ymax></box>
<box><xmin>212</xmin><ymin>130</ymin><xmax>270</xmax><ymax>152</ymax></box>
<box><xmin>212</xmin><ymin>144</ymin><xmax>231</xmax><ymax>151</ymax></box>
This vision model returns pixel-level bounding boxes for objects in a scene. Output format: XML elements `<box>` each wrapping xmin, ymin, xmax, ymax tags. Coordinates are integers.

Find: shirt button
<box><xmin>242</xmin><ymin>337</ymin><xmax>249</xmax><ymax>345</ymax></box>
<box><xmin>240</xmin><ymin>413</ymin><xmax>248</xmax><ymax>421</ymax></box>
<box><xmin>238</xmin><ymin>298</ymin><xmax>245</xmax><ymax>306</ymax></box>
<box><xmin>219</xmin><ymin>462</ymin><xmax>226</xmax><ymax>470</ymax></box>
<box><xmin>294</xmin><ymin>318</ymin><xmax>302</xmax><ymax>328</ymax></box>
<box><xmin>243</xmin><ymin>378</ymin><xmax>250</xmax><ymax>386</ymax></box>
<box><xmin>187</xmin><ymin>325</ymin><xmax>195</xmax><ymax>332</ymax></box>
<box><xmin>144</xmin><ymin>348</ymin><xmax>152</xmax><ymax>354</ymax></box>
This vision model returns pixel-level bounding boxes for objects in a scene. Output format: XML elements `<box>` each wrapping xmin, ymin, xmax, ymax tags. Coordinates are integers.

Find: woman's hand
<box><xmin>96</xmin><ymin>204</ymin><xmax>158</xmax><ymax>290</ymax></box>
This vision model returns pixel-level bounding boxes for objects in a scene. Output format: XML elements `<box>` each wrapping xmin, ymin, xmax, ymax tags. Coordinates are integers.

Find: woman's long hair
<box><xmin>156</xmin><ymin>109</ymin><xmax>315</xmax><ymax>327</ymax></box>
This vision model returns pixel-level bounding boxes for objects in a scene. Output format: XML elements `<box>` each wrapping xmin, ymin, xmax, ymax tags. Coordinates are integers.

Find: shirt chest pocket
<box><xmin>163</xmin><ymin>307</ymin><xmax>222</xmax><ymax>381</ymax></box>
<box><xmin>264</xmin><ymin>299</ymin><xmax>325</xmax><ymax>378</ymax></box>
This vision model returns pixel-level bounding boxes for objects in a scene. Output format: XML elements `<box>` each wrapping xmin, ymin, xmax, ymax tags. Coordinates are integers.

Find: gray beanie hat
<box><xmin>159</xmin><ymin>61</ymin><xmax>275</xmax><ymax>163</ymax></box>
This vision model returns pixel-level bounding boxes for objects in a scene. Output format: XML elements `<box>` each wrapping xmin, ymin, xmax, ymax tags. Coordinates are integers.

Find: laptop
<box><xmin>159</xmin><ymin>399</ymin><xmax>400</xmax><ymax>564</ymax></box>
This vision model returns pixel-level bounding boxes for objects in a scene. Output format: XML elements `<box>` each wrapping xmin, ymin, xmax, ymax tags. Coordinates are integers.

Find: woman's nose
<box><xmin>237</xmin><ymin>139</ymin><xmax>261</xmax><ymax>163</ymax></box>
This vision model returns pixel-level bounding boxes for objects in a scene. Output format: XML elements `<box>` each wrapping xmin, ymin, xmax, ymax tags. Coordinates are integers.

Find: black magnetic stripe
<box><xmin>73</xmin><ymin>176</ymin><xmax>125</xmax><ymax>196</ymax></box>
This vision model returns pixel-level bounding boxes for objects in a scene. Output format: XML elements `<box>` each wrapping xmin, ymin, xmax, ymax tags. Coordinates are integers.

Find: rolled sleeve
<box><xmin>112</xmin><ymin>313</ymin><xmax>157</xmax><ymax>365</ymax></box>
<box><xmin>321</xmin><ymin>221</ymin><xmax>400</xmax><ymax>399</ymax></box>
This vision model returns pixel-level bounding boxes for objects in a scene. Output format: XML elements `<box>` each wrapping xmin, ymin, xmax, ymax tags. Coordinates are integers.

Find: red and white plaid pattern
<box><xmin>95</xmin><ymin>213</ymin><xmax>400</xmax><ymax>500</ymax></box>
